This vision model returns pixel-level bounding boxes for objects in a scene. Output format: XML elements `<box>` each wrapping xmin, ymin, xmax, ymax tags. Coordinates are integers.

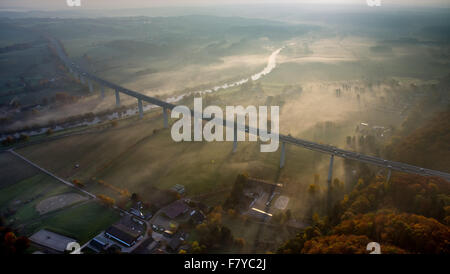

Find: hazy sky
<box><xmin>1</xmin><ymin>0</ymin><xmax>449</xmax><ymax>10</ymax></box>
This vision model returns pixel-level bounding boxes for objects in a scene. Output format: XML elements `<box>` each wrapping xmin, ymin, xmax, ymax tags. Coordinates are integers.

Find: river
<box><xmin>2</xmin><ymin>46</ymin><xmax>284</xmax><ymax>141</ymax></box>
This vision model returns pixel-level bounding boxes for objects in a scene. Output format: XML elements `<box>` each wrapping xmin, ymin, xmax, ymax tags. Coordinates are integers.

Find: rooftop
<box><xmin>161</xmin><ymin>199</ymin><xmax>190</xmax><ymax>219</ymax></box>
<box><xmin>105</xmin><ymin>223</ymin><xmax>141</xmax><ymax>247</ymax></box>
<box><xmin>29</xmin><ymin>229</ymin><xmax>76</xmax><ymax>253</ymax></box>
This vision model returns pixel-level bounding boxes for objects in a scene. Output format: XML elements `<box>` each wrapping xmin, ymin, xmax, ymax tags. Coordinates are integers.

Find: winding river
<box><xmin>2</xmin><ymin>47</ymin><xmax>284</xmax><ymax>141</ymax></box>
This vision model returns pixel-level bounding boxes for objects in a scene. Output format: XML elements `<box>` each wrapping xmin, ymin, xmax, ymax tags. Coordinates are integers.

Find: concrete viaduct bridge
<box><xmin>47</xmin><ymin>37</ymin><xmax>450</xmax><ymax>209</ymax></box>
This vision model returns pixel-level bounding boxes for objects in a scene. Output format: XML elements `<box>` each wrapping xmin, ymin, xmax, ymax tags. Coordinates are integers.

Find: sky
<box><xmin>1</xmin><ymin>0</ymin><xmax>449</xmax><ymax>11</ymax></box>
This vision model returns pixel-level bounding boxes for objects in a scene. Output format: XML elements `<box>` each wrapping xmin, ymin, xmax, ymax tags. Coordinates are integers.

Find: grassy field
<box><xmin>16</xmin><ymin>113</ymin><xmax>283</xmax><ymax>195</ymax></box>
<box><xmin>15</xmin><ymin>105</ymin><xmax>347</xmax><ymax>221</ymax></box>
<box><xmin>0</xmin><ymin>151</ymin><xmax>120</xmax><ymax>244</ymax></box>
<box><xmin>0</xmin><ymin>152</ymin><xmax>39</xmax><ymax>188</ymax></box>
<box><xmin>0</xmin><ymin>170</ymin><xmax>87</xmax><ymax>227</ymax></box>
<box><xmin>21</xmin><ymin>201</ymin><xmax>120</xmax><ymax>245</ymax></box>
<box><xmin>13</xmin><ymin>74</ymin><xmax>363</xmax><ymax>219</ymax></box>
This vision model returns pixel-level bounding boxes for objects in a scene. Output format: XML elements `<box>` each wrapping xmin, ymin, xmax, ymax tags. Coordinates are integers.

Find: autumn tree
<box><xmin>97</xmin><ymin>194</ymin><xmax>115</xmax><ymax>207</ymax></box>
<box><xmin>333</xmin><ymin>211</ymin><xmax>450</xmax><ymax>254</ymax></box>
<box><xmin>0</xmin><ymin>218</ymin><xmax>30</xmax><ymax>254</ymax></box>
<box><xmin>72</xmin><ymin>179</ymin><xmax>84</xmax><ymax>188</ymax></box>
<box><xmin>302</xmin><ymin>234</ymin><xmax>405</xmax><ymax>254</ymax></box>
<box><xmin>223</xmin><ymin>174</ymin><xmax>248</xmax><ymax>210</ymax></box>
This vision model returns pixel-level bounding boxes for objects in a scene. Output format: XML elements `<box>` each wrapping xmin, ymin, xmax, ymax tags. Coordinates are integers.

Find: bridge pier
<box><xmin>386</xmin><ymin>169</ymin><xmax>392</xmax><ymax>183</ymax></box>
<box><xmin>100</xmin><ymin>85</ymin><xmax>105</xmax><ymax>99</ymax></box>
<box><xmin>279</xmin><ymin>142</ymin><xmax>286</xmax><ymax>168</ymax></box>
<box><xmin>115</xmin><ymin>90</ymin><xmax>120</xmax><ymax>107</ymax></box>
<box><xmin>88</xmin><ymin>79</ymin><xmax>93</xmax><ymax>93</ymax></box>
<box><xmin>327</xmin><ymin>154</ymin><xmax>334</xmax><ymax>213</ymax></box>
<box><xmin>232</xmin><ymin>124</ymin><xmax>237</xmax><ymax>153</ymax></box>
<box><xmin>163</xmin><ymin>107</ymin><xmax>168</xmax><ymax>128</ymax></box>
<box><xmin>138</xmin><ymin>99</ymin><xmax>143</xmax><ymax>119</ymax></box>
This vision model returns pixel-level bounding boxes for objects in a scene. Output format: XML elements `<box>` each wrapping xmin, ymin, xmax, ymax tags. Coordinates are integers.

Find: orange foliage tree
<box><xmin>333</xmin><ymin>211</ymin><xmax>450</xmax><ymax>254</ymax></box>
<box><xmin>97</xmin><ymin>194</ymin><xmax>115</xmax><ymax>207</ymax></box>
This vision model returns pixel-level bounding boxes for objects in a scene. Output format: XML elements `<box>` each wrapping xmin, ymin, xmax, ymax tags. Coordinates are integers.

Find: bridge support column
<box><xmin>100</xmin><ymin>85</ymin><xmax>105</xmax><ymax>99</ymax></box>
<box><xmin>232</xmin><ymin>124</ymin><xmax>237</xmax><ymax>153</ymax></box>
<box><xmin>327</xmin><ymin>154</ymin><xmax>334</xmax><ymax>214</ymax></box>
<box><xmin>163</xmin><ymin>107</ymin><xmax>168</xmax><ymax>128</ymax></box>
<box><xmin>279</xmin><ymin>142</ymin><xmax>286</xmax><ymax>168</ymax></box>
<box><xmin>386</xmin><ymin>169</ymin><xmax>392</xmax><ymax>184</ymax></box>
<box><xmin>115</xmin><ymin>90</ymin><xmax>120</xmax><ymax>107</ymax></box>
<box><xmin>88</xmin><ymin>79</ymin><xmax>93</xmax><ymax>93</ymax></box>
<box><xmin>138</xmin><ymin>99</ymin><xmax>143</xmax><ymax>119</ymax></box>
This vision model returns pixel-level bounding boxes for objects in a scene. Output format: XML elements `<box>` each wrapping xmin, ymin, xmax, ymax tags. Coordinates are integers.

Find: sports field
<box><xmin>0</xmin><ymin>152</ymin><xmax>120</xmax><ymax>244</ymax></box>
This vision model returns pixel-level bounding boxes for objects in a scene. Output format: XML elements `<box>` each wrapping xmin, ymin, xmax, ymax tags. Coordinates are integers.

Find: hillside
<box><xmin>386</xmin><ymin>110</ymin><xmax>450</xmax><ymax>173</ymax></box>
<box><xmin>278</xmin><ymin>110</ymin><xmax>450</xmax><ymax>254</ymax></box>
<box><xmin>278</xmin><ymin>173</ymin><xmax>450</xmax><ymax>254</ymax></box>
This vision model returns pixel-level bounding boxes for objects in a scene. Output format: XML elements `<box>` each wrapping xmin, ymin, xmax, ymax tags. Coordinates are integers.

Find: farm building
<box><xmin>29</xmin><ymin>229</ymin><xmax>77</xmax><ymax>253</ymax></box>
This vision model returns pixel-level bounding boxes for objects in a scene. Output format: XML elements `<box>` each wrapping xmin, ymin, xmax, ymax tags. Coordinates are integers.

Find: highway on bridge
<box><xmin>47</xmin><ymin>36</ymin><xmax>450</xmax><ymax>182</ymax></box>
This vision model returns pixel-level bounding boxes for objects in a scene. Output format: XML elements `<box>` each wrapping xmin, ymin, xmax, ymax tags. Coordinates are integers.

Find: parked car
<box><xmin>163</xmin><ymin>230</ymin><xmax>174</xmax><ymax>238</ymax></box>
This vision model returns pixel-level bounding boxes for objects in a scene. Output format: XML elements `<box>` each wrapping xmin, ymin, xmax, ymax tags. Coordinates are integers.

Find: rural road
<box><xmin>8</xmin><ymin>149</ymin><xmax>96</xmax><ymax>199</ymax></box>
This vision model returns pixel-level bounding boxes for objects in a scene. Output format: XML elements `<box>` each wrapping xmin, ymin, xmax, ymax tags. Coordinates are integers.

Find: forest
<box><xmin>278</xmin><ymin>111</ymin><xmax>450</xmax><ymax>254</ymax></box>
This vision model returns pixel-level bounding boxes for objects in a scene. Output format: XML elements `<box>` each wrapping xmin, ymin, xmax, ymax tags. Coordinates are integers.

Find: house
<box><xmin>104</xmin><ymin>223</ymin><xmax>141</xmax><ymax>247</ymax></box>
<box><xmin>130</xmin><ymin>201</ymin><xmax>152</xmax><ymax>220</ymax></box>
<box><xmin>161</xmin><ymin>199</ymin><xmax>190</xmax><ymax>219</ymax></box>
<box><xmin>88</xmin><ymin>236</ymin><xmax>108</xmax><ymax>253</ymax></box>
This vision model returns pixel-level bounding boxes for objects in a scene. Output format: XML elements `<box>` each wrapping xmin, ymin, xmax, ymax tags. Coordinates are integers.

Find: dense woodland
<box><xmin>278</xmin><ymin>111</ymin><xmax>450</xmax><ymax>254</ymax></box>
<box><xmin>387</xmin><ymin>110</ymin><xmax>450</xmax><ymax>173</ymax></box>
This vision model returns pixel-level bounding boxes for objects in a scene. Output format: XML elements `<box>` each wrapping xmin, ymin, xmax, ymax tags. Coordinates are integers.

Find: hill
<box><xmin>386</xmin><ymin>110</ymin><xmax>450</xmax><ymax>173</ymax></box>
